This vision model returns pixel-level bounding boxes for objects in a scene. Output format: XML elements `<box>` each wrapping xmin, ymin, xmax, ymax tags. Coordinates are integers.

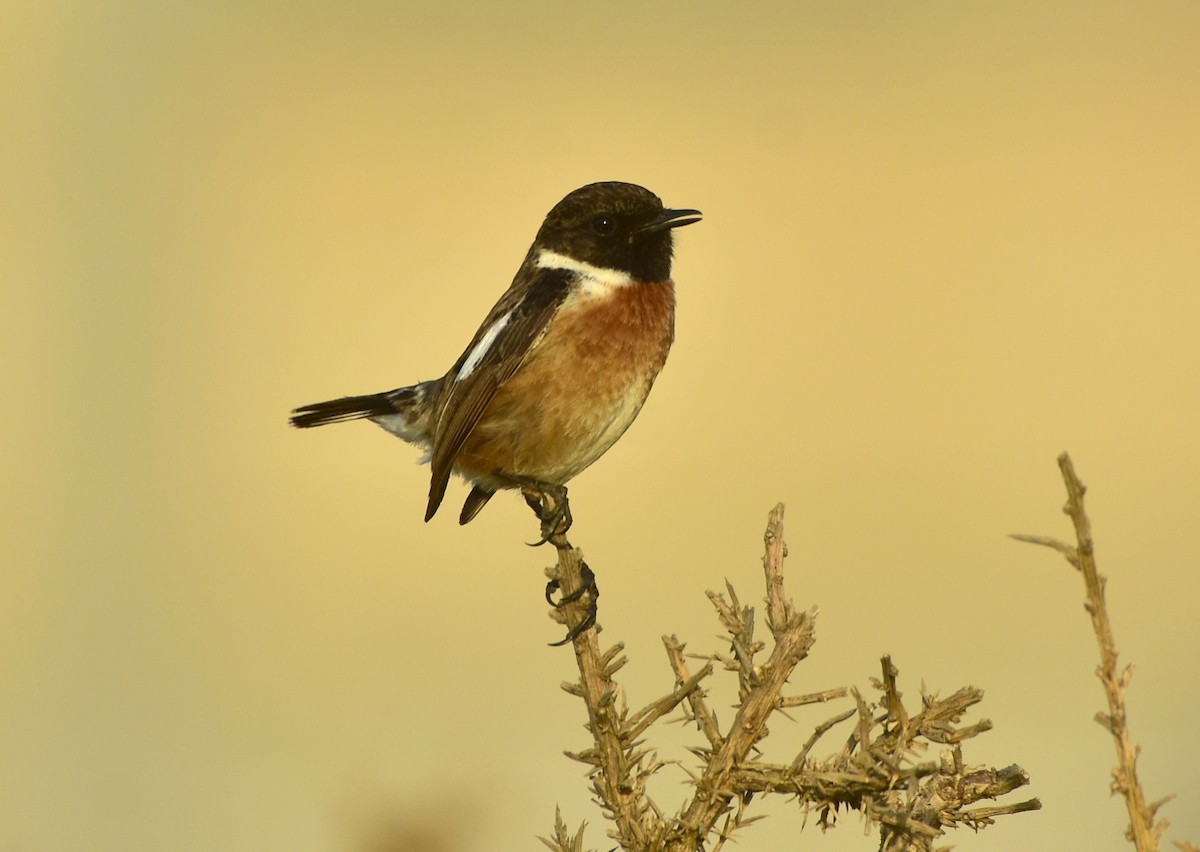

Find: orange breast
<box><xmin>454</xmin><ymin>279</ymin><xmax>676</xmax><ymax>487</ymax></box>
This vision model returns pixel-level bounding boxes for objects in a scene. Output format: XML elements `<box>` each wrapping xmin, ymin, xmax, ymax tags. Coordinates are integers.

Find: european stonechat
<box><xmin>290</xmin><ymin>181</ymin><xmax>700</xmax><ymax>536</ymax></box>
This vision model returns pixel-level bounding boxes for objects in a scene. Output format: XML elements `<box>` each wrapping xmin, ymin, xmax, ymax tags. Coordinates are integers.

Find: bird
<box><xmin>290</xmin><ymin>181</ymin><xmax>701</xmax><ymax>540</ymax></box>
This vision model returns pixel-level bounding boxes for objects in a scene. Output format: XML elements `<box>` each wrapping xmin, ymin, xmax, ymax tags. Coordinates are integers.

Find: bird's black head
<box><xmin>532</xmin><ymin>182</ymin><xmax>701</xmax><ymax>282</ymax></box>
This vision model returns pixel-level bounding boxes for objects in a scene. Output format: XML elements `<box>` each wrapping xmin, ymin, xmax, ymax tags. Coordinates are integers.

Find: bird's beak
<box><xmin>637</xmin><ymin>208</ymin><xmax>703</xmax><ymax>234</ymax></box>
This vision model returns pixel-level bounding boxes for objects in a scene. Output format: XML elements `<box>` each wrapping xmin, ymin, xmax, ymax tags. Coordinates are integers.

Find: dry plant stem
<box><xmin>548</xmin><ymin>530</ymin><xmax>652</xmax><ymax>848</ymax></box>
<box><xmin>778</xmin><ymin>686</ymin><xmax>849</xmax><ymax>708</ymax></box>
<box><xmin>1012</xmin><ymin>452</ymin><xmax>1167</xmax><ymax>851</ymax></box>
<box><xmin>671</xmin><ymin>504</ymin><xmax>816</xmax><ymax>849</ymax></box>
<box><xmin>547</xmin><ymin>503</ymin><xmax>1041</xmax><ymax>850</ymax></box>
<box><xmin>664</xmin><ymin>637</ymin><xmax>722</xmax><ymax>751</ymax></box>
<box><xmin>551</xmin><ymin>505</ymin><xmax>817</xmax><ymax>851</ymax></box>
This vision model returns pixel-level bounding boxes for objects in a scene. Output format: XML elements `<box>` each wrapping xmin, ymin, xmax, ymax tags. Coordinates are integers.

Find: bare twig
<box><xmin>549</xmin><ymin>504</ymin><xmax>1039</xmax><ymax>850</ymax></box>
<box><xmin>539</xmin><ymin>806</ymin><xmax>591</xmax><ymax>852</ymax></box>
<box><xmin>1012</xmin><ymin>452</ymin><xmax>1171</xmax><ymax>851</ymax></box>
<box><xmin>778</xmin><ymin>686</ymin><xmax>849</xmax><ymax>708</ymax></box>
<box><xmin>664</xmin><ymin>636</ymin><xmax>722</xmax><ymax>751</ymax></box>
<box><xmin>670</xmin><ymin>505</ymin><xmax>817</xmax><ymax>850</ymax></box>
<box><xmin>548</xmin><ymin>536</ymin><xmax>662</xmax><ymax>847</ymax></box>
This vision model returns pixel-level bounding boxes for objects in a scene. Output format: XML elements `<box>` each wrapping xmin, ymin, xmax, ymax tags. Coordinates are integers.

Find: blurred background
<box><xmin>3</xmin><ymin>2</ymin><xmax>1198</xmax><ymax>850</ymax></box>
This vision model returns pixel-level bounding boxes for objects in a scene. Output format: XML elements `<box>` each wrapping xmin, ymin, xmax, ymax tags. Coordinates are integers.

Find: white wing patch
<box><xmin>455</xmin><ymin>250</ymin><xmax>631</xmax><ymax>386</ymax></box>
<box><xmin>536</xmin><ymin>249</ymin><xmax>633</xmax><ymax>295</ymax></box>
<box><xmin>454</xmin><ymin>308</ymin><xmax>514</xmax><ymax>384</ymax></box>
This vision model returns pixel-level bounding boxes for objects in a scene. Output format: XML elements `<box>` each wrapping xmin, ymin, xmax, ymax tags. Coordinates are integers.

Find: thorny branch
<box><xmin>1013</xmin><ymin>452</ymin><xmax>1188</xmax><ymax>851</ymax></box>
<box><xmin>541</xmin><ymin>504</ymin><xmax>1039</xmax><ymax>851</ymax></box>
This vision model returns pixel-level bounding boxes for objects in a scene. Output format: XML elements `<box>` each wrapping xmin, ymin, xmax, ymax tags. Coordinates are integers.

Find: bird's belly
<box><xmin>458</xmin><ymin>377</ymin><xmax>650</xmax><ymax>486</ymax></box>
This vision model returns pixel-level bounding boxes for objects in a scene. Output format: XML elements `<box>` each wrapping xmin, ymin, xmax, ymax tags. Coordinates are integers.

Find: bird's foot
<box><xmin>546</xmin><ymin>560</ymin><xmax>598</xmax><ymax>646</ymax></box>
<box><xmin>520</xmin><ymin>483</ymin><xmax>572</xmax><ymax>547</ymax></box>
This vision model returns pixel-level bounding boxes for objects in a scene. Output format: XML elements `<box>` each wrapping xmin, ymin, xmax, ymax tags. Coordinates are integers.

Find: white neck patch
<box><xmin>536</xmin><ymin>249</ymin><xmax>633</xmax><ymax>295</ymax></box>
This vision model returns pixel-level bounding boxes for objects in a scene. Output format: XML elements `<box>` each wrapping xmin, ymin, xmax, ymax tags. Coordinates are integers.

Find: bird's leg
<box><xmin>517</xmin><ymin>481</ymin><xmax>573</xmax><ymax>547</ymax></box>
<box><xmin>510</xmin><ymin>478</ymin><xmax>595</xmax><ymax>643</ymax></box>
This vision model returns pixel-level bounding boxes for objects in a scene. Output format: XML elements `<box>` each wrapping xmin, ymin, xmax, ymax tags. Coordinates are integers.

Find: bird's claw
<box><xmin>547</xmin><ymin>561</ymin><xmax>598</xmax><ymax>646</ymax></box>
<box><xmin>521</xmin><ymin>484</ymin><xmax>572</xmax><ymax>547</ymax></box>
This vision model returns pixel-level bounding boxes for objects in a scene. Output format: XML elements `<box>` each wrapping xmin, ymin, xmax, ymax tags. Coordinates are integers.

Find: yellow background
<box><xmin>4</xmin><ymin>2</ymin><xmax>1198</xmax><ymax>850</ymax></box>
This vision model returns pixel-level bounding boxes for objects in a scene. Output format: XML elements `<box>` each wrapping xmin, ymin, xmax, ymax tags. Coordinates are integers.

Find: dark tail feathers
<box><xmin>290</xmin><ymin>392</ymin><xmax>399</xmax><ymax>429</ymax></box>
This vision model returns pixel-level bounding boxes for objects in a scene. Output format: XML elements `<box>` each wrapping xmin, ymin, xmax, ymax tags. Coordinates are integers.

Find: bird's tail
<box><xmin>289</xmin><ymin>380</ymin><xmax>438</xmax><ymax>441</ymax></box>
<box><xmin>289</xmin><ymin>391</ymin><xmax>400</xmax><ymax>428</ymax></box>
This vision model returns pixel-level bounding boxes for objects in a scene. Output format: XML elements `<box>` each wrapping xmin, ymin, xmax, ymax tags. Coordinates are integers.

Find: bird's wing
<box><xmin>424</xmin><ymin>265</ymin><xmax>573</xmax><ymax>520</ymax></box>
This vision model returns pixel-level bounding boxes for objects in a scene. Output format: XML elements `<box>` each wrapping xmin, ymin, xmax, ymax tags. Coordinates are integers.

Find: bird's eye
<box><xmin>591</xmin><ymin>214</ymin><xmax>616</xmax><ymax>236</ymax></box>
